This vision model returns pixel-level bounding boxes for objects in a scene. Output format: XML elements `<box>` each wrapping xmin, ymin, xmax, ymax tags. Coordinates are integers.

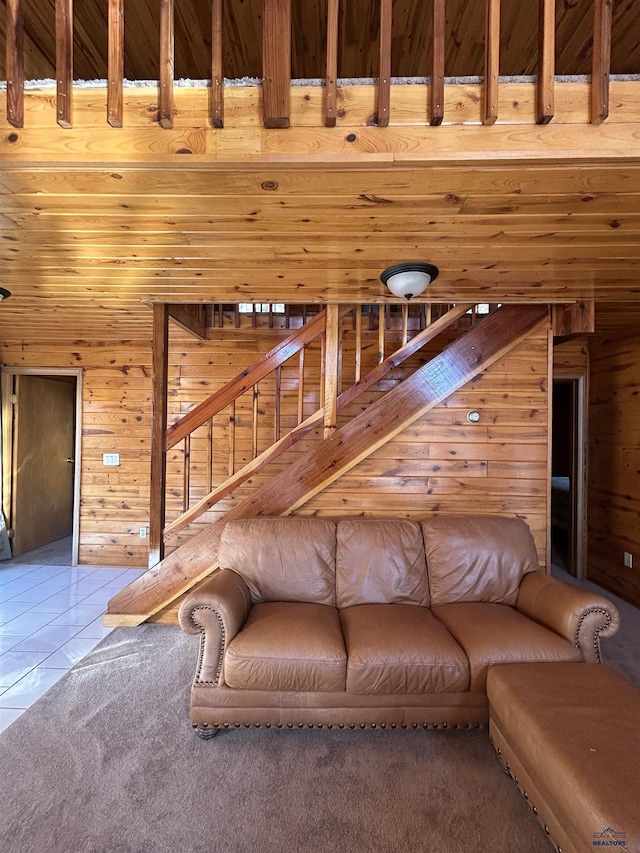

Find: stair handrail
<box><xmin>165</xmin><ymin>306</ymin><xmax>353</xmax><ymax>451</ymax></box>
<box><xmin>162</xmin><ymin>302</ymin><xmax>474</xmax><ymax>541</ymax></box>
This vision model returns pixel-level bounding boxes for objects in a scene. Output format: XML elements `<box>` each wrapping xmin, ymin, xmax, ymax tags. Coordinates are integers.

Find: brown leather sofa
<box><xmin>178</xmin><ymin>515</ymin><xmax>620</xmax><ymax>738</ymax></box>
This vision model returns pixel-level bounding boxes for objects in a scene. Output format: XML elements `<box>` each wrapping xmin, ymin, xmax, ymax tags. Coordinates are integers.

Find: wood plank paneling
<box><xmin>106</xmin><ymin>304</ymin><xmax>549</xmax><ymax>622</ymax></box>
<box><xmin>0</xmin><ymin>338</ymin><xmax>153</xmax><ymax>568</ymax></box>
<box><xmin>305</xmin><ymin>325</ymin><xmax>551</xmax><ymax>565</ymax></box>
<box><xmin>587</xmin><ymin>329</ymin><xmax>640</xmax><ymax>607</ymax></box>
<box><xmin>0</xmin><ymin>314</ymin><xmax>550</xmax><ymax>574</ymax></box>
<box><xmin>2</xmin><ymin>81</ymin><xmax>640</xmax><ymax>345</ymax></box>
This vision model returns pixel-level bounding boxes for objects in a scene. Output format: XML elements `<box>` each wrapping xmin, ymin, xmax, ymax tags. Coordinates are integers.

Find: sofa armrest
<box><xmin>178</xmin><ymin>569</ymin><xmax>252</xmax><ymax>686</ymax></box>
<box><xmin>516</xmin><ymin>571</ymin><xmax>620</xmax><ymax>663</ymax></box>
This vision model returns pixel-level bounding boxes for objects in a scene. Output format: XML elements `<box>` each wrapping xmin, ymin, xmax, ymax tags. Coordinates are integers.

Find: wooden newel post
<box><xmin>149</xmin><ymin>304</ymin><xmax>169</xmax><ymax>567</ymax></box>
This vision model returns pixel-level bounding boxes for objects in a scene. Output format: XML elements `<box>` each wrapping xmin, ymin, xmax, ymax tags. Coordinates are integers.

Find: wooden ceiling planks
<box><xmin>0</xmin><ymin>2</ymin><xmax>639</xmax><ymax>342</ymax></box>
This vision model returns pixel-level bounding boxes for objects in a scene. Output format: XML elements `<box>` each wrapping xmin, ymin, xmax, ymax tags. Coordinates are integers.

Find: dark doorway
<box><xmin>551</xmin><ymin>376</ymin><xmax>586</xmax><ymax>577</ymax></box>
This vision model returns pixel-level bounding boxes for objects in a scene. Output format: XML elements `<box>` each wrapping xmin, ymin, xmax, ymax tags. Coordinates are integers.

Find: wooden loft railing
<box><xmin>3</xmin><ymin>0</ymin><xmax>614</xmax><ymax>129</ymax></box>
<box><xmin>169</xmin><ymin>302</ymin><xmax>470</xmax><ymax>336</ymax></box>
<box><xmin>152</xmin><ymin>301</ymin><xmax>476</xmax><ymax>566</ymax></box>
<box><xmin>106</xmin><ymin>302</ymin><xmax>549</xmax><ymax>626</ymax></box>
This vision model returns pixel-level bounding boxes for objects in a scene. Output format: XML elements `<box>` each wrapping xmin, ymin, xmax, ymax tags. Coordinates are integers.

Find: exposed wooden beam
<box><xmin>149</xmin><ymin>304</ymin><xmax>169</xmax><ymax>568</ymax></box>
<box><xmin>325</xmin><ymin>0</ymin><xmax>339</xmax><ymax>127</ymax></box>
<box><xmin>107</xmin><ymin>0</ymin><xmax>124</xmax><ymax>128</ymax></box>
<box><xmin>211</xmin><ymin>0</ymin><xmax>224</xmax><ymax>128</ymax></box>
<box><xmin>483</xmin><ymin>0</ymin><xmax>500</xmax><ymax>125</ymax></box>
<box><xmin>553</xmin><ymin>300</ymin><xmax>595</xmax><ymax>336</ymax></box>
<box><xmin>262</xmin><ymin>0</ymin><xmax>291</xmax><ymax>128</ymax></box>
<box><xmin>105</xmin><ymin>304</ymin><xmax>548</xmax><ymax>625</ymax></box>
<box><xmin>537</xmin><ymin>0</ymin><xmax>555</xmax><ymax>125</ymax></box>
<box><xmin>378</xmin><ymin>0</ymin><xmax>392</xmax><ymax>127</ymax></box>
<box><xmin>591</xmin><ymin>0</ymin><xmax>612</xmax><ymax>124</ymax></box>
<box><xmin>159</xmin><ymin>0</ymin><xmax>175</xmax><ymax>129</ymax></box>
<box><xmin>5</xmin><ymin>0</ymin><xmax>24</xmax><ymax>129</ymax></box>
<box><xmin>55</xmin><ymin>0</ymin><xmax>73</xmax><ymax>129</ymax></box>
<box><xmin>430</xmin><ymin>0</ymin><xmax>445</xmax><ymax>126</ymax></box>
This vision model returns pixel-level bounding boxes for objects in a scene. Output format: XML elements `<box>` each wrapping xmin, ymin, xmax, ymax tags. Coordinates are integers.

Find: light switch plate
<box><xmin>624</xmin><ymin>551</ymin><xmax>633</xmax><ymax>569</ymax></box>
<box><xmin>103</xmin><ymin>453</ymin><xmax>120</xmax><ymax>466</ymax></box>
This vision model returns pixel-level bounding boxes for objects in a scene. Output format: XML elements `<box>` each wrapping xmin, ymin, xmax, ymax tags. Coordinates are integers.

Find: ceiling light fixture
<box><xmin>380</xmin><ymin>262</ymin><xmax>439</xmax><ymax>300</ymax></box>
<box><xmin>0</xmin><ymin>288</ymin><xmax>11</xmax><ymax>300</ymax></box>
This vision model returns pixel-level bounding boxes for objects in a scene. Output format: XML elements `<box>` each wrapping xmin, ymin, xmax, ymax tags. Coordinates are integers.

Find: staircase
<box><xmin>105</xmin><ymin>303</ymin><xmax>548</xmax><ymax>627</ymax></box>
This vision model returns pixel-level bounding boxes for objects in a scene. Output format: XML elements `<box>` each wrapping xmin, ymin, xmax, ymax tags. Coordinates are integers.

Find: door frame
<box><xmin>1</xmin><ymin>367</ymin><xmax>83</xmax><ymax>566</ymax></box>
<box><xmin>552</xmin><ymin>370</ymin><xmax>588</xmax><ymax>579</ymax></box>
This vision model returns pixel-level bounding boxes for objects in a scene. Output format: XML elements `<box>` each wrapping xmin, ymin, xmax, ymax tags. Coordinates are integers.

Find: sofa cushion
<box><xmin>225</xmin><ymin>602</ymin><xmax>347</xmax><ymax>692</ymax></box>
<box><xmin>422</xmin><ymin>515</ymin><xmax>539</xmax><ymax>606</ymax></box>
<box><xmin>432</xmin><ymin>603</ymin><xmax>582</xmax><ymax>691</ymax></box>
<box><xmin>336</xmin><ymin>518</ymin><xmax>429</xmax><ymax>608</ymax></box>
<box><xmin>217</xmin><ymin>517</ymin><xmax>336</xmax><ymax>605</ymax></box>
<box><xmin>340</xmin><ymin>604</ymin><xmax>470</xmax><ymax>694</ymax></box>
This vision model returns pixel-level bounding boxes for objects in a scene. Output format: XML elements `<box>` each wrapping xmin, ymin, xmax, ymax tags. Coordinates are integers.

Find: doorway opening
<box><xmin>1</xmin><ymin>367</ymin><xmax>82</xmax><ymax>566</ymax></box>
<box><xmin>551</xmin><ymin>374</ymin><xmax>587</xmax><ymax>578</ymax></box>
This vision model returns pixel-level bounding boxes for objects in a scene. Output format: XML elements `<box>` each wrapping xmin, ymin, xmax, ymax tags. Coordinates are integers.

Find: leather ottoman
<box><xmin>486</xmin><ymin>662</ymin><xmax>640</xmax><ymax>853</ymax></box>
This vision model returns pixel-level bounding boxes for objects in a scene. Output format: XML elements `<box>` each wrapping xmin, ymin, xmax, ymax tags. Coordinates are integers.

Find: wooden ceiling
<box><xmin>0</xmin><ymin>0</ymin><xmax>639</xmax><ymax>80</ymax></box>
<box><xmin>1</xmin><ymin>1</ymin><xmax>640</xmax><ymax>342</ymax></box>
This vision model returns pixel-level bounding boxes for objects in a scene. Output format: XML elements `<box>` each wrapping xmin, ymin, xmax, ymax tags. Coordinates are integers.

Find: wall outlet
<box><xmin>103</xmin><ymin>453</ymin><xmax>120</xmax><ymax>466</ymax></box>
<box><xmin>624</xmin><ymin>551</ymin><xmax>633</xmax><ymax>569</ymax></box>
<box><xmin>140</xmin><ymin>526</ymin><xmax>148</xmax><ymax>539</ymax></box>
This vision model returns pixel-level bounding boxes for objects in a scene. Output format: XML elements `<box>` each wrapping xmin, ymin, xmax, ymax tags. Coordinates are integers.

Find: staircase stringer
<box><xmin>106</xmin><ymin>304</ymin><xmax>549</xmax><ymax>626</ymax></box>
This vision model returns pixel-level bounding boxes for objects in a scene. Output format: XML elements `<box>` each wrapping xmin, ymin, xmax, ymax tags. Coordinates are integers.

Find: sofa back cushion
<box><xmin>422</xmin><ymin>515</ymin><xmax>539</xmax><ymax>606</ymax></box>
<box><xmin>217</xmin><ymin>517</ymin><xmax>337</xmax><ymax>606</ymax></box>
<box><xmin>336</xmin><ymin>518</ymin><xmax>430</xmax><ymax>608</ymax></box>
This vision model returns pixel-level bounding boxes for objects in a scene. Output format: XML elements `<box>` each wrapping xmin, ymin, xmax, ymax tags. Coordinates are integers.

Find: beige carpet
<box><xmin>0</xmin><ymin>623</ymin><xmax>555</xmax><ymax>853</ymax></box>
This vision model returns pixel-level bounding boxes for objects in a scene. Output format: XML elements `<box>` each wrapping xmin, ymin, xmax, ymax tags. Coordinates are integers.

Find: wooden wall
<box><xmin>588</xmin><ymin>328</ymin><xmax>640</xmax><ymax>606</ymax></box>
<box><xmin>303</xmin><ymin>324</ymin><xmax>550</xmax><ymax>566</ymax></box>
<box><xmin>1</xmin><ymin>337</ymin><xmax>153</xmax><ymax>567</ymax></box>
<box><xmin>1</xmin><ymin>316</ymin><xmax>551</xmax><ymax>570</ymax></box>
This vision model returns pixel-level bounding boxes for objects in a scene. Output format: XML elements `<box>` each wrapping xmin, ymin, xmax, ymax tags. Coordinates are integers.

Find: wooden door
<box><xmin>10</xmin><ymin>375</ymin><xmax>76</xmax><ymax>555</ymax></box>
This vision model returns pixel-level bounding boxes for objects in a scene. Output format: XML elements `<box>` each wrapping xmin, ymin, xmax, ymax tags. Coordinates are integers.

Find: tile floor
<box><xmin>0</xmin><ymin>537</ymin><xmax>144</xmax><ymax>734</ymax></box>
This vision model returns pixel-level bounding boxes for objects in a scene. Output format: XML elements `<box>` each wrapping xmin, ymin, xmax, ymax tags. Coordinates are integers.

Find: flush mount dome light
<box><xmin>0</xmin><ymin>288</ymin><xmax>11</xmax><ymax>300</ymax></box>
<box><xmin>380</xmin><ymin>262</ymin><xmax>439</xmax><ymax>300</ymax></box>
